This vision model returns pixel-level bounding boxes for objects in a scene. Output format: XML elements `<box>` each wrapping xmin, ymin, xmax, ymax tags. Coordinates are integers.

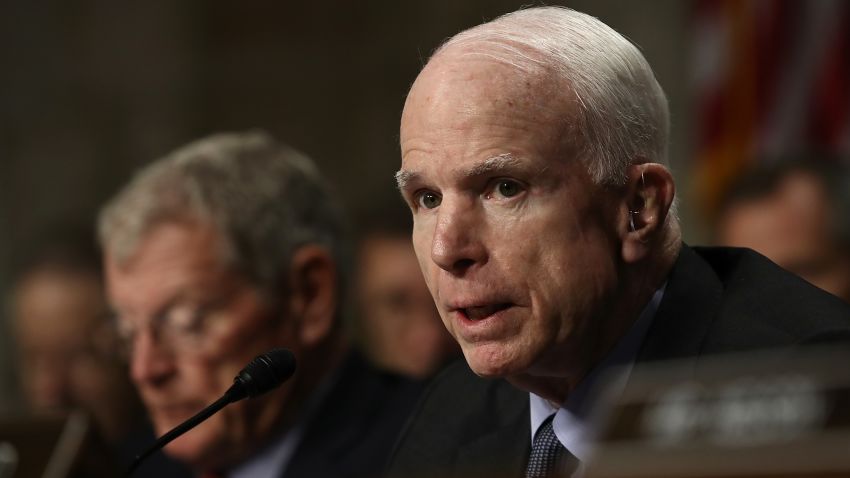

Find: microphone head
<box><xmin>229</xmin><ymin>348</ymin><xmax>297</xmax><ymax>401</ymax></box>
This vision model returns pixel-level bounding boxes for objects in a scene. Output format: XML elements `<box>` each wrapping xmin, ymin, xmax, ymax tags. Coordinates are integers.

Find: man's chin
<box><xmin>462</xmin><ymin>343</ymin><xmax>526</xmax><ymax>378</ymax></box>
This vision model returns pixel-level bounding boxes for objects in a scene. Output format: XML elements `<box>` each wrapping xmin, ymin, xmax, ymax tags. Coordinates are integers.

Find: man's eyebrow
<box><xmin>395</xmin><ymin>170</ymin><xmax>419</xmax><ymax>190</ymax></box>
<box><xmin>395</xmin><ymin>154</ymin><xmax>531</xmax><ymax>190</ymax></box>
<box><xmin>464</xmin><ymin>153</ymin><xmax>523</xmax><ymax>178</ymax></box>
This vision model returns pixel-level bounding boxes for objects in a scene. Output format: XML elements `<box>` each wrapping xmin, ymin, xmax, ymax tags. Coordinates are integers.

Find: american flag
<box><xmin>692</xmin><ymin>0</ymin><xmax>850</xmax><ymax>216</ymax></box>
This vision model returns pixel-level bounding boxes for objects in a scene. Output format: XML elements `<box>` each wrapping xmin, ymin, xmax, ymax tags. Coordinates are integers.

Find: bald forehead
<box><xmin>406</xmin><ymin>46</ymin><xmax>566</xmax><ymax>117</ymax></box>
<box><xmin>400</xmin><ymin>47</ymin><xmax>579</xmax><ymax>164</ymax></box>
<box><xmin>405</xmin><ymin>62</ymin><xmax>567</xmax><ymax>158</ymax></box>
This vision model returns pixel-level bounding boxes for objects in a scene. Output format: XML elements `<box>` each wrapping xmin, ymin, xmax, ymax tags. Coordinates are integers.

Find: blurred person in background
<box><xmin>7</xmin><ymin>226</ymin><xmax>190</xmax><ymax>476</ymax></box>
<box><xmin>353</xmin><ymin>206</ymin><xmax>459</xmax><ymax>379</ymax></box>
<box><xmin>715</xmin><ymin>158</ymin><xmax>850</xmax><ymax>303</ymax></box>
<box><xmin>99</xmin><ymin>131</ymin><xmax>422</xmax><ymax>478</ymax></box>
<box><xmin>8</xmin><ymin>228</ymin><xmax>140</xmax><ymax>439</ymax></box>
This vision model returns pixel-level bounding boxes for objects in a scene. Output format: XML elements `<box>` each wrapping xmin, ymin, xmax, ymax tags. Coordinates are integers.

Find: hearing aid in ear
<box><xmin>629</xmin><ymin>171</ymin><xmax>647</xmax><ymax>234</ymax></box>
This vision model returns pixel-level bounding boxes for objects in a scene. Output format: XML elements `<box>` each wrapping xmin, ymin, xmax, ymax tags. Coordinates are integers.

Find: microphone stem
<box><xmin>127</xmin><ymin>390</ymin><xmax>235</xmax><ymax>475</ymax></box>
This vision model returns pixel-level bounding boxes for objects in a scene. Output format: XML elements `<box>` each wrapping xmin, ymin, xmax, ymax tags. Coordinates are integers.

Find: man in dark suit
<box><xmin>100</xmin><ymin>132</ymin><xmax>422</xmax><ymax>478</ymax></box>
<box><xmin>388</xmin><ymin>6</ymin><xmax>850</xmax><ymax>478</ymax></box>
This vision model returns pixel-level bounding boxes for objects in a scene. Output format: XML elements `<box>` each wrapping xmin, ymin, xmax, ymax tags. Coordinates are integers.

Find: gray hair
<box><xmin>434</xmin><ymin>6</ymin><xmax>670</xmax><ymax>186</ymax></box>
<box><xmin>98</xmin><ymin>131</ymin><xmax>348</xmax><ymax>301</ymax></box>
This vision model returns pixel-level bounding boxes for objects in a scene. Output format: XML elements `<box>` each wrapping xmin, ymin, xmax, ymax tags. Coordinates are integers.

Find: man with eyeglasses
<box><xmin>99</xmin><ymin>132</ymin><xmax>423</xmax><ymax>478</ymax></box>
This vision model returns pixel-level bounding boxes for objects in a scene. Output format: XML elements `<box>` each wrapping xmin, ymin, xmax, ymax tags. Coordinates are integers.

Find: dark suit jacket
<box><xmin>283</xmin><ymin>351</ymin><xmax>425</xmax><ymax>478</ymax></box>
<box><xmin>125</xmin><ymin>352</ymin><xmax>421</xmax><ymax>478</ymax></box>
<box><xmin>119</xmin><ymin>421</ymin><xmax>194</xmax><ymax>478</ymax></box>
<box><xmin>386</xmin><ymin>245</ymin><xmax>850</xmax><ymax>478</ymax></box>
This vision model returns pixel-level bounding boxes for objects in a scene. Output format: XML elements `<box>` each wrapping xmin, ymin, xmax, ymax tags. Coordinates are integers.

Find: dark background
<box><xmin>8</xmin><ymin>0</ymin><xmax>841</xmax><ymax>403</ymax></box>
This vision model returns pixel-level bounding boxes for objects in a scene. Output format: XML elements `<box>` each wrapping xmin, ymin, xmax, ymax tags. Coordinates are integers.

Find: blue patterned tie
<box><xmin>525</xmin><ymin>415</ymin><xmax>579</xmax><ymax>478</ymax></box>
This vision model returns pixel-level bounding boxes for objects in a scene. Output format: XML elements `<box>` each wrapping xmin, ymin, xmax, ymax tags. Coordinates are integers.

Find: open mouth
<box><xmin>460</xmin><ymin>303</ymin><xmax>512</xmax><ymax>321</ymax></box>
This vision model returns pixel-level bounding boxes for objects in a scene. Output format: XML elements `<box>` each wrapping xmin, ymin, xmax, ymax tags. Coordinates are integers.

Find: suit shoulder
<box><xmin>287</xmin><ymin>352</ymin><xmax>426</xmax><ymax>478</ymax></box>
<box><xmin>692</xmin><ymin>246</ymin><xmax>850</xmax><ymax>346</ymax></box>
<box><xmin>387</xmin><ymin>360</ymin><xmax>526</xmax><ymax>476</ymax></box>
<box><xmin>403</xmin><ymin>360</ymin><xmax>526</xmax><ymax>436</ymax></box>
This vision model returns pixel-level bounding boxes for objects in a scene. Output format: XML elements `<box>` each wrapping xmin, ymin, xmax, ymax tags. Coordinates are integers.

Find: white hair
<box><xmin>434</xmin><ymin>6</ymin><xmax>670</xmax><ymax>186</ymax></box>
<box><xmin>98</xmin><ymin>131</ymin><xmax>348</xmax><ymax>299</ymax></box>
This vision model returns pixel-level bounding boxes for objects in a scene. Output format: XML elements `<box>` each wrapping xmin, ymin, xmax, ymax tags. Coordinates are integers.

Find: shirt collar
<box><xmin>226</xmin><ymin>425</ymin><xmax>301</xmax><ymax>478</ymax></box>
<box><xmin>529</xmin><ymin>283</ymin><xmax>666</xmax><ymax>461</ymax></box>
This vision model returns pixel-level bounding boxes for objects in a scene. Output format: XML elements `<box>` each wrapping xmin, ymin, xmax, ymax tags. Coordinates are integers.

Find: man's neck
<box><xmin>507</xmin><ymin>234</ymin><xmax>680</xmax><ymax>404</ymax></box>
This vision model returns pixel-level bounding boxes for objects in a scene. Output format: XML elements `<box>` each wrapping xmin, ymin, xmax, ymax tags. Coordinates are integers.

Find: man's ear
<box><xmin>287</xmin><ymin>245</ymin><xmax>338</xmax><ymax>348</ymax></box>
<box><xmin>620</xmin><ymin>163</ymin><xmax>675</xmax><ymax>263</ymax></box>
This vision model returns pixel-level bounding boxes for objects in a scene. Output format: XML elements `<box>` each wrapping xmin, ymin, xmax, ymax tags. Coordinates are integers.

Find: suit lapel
<box><xmin>637</xmin><ymin>244</ymin><xmax>723</xmax><ymax>369</ymax></box>
<box><xmin>282</xmin><ymin>353</ymin><xmax>388</xmax><ymax>478</ymax></box>
<box><xmin>456</xmin><ymin>418</ymin><xmax>530</xmax><ymax>478</ymax></box>
<box><xmin>455</xmin><ymin>389</ymin><xmax>530</xmax><ymax>478</ymax></box>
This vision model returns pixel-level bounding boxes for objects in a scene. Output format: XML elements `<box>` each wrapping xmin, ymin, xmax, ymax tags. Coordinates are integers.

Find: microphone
<box><xmin>127</xmin><ymin>348</ymin><xmax>296</xmax><ymax>475</ymax></box>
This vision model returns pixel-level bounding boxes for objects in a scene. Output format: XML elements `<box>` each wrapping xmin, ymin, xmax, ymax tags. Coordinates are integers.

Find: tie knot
<box><xmin>532</xmin><ymin>415</ymin><xmax>559</xmax><ymax>449</ymax></box>
<box><xmin>525</xmin><ymin>415</ymin><xmax>578</xmax><ymax>478</ymax></box>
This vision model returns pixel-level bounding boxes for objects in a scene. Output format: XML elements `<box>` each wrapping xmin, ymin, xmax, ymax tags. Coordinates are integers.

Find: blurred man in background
<box><xmin>715</xmin><ymin>158</ymin><xmax>850</xmax><ymax>303</ymax></box>
<box><xmin>354</xmin><ymin>207</ymin><xmax>459</xmax><ymax>379</ymax></box>
<box><xmin>99</xmin><ymin>132</ymin><xmax>422</xmax><ymax>478</ymax></box>
<box><xmin>7</xmin><ymin>228</ymin><xmax>191</xmax><ymax>476</ymax></box>
<box><xmin>9</xmin><ymin>229</ymin><xmax>141</xmax><ymax>442</ymax></box>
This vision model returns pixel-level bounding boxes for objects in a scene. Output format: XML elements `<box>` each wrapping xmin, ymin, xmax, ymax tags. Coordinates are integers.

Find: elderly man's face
<box><xmin>398</xmin><ymin>53</ymin><xmax>622</xmax><ymax>382</ymax></box>
<box><xmin>105</xmin><ymin>221</ymin><xmax>298</xmax><ymax>469</ymax></box>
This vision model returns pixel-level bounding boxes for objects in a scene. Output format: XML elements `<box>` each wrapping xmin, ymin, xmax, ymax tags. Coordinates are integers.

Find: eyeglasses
<box><xmin>113</xmin><ymin>288</ymin><xmax>246</xmax><ymax>359</ymax></box>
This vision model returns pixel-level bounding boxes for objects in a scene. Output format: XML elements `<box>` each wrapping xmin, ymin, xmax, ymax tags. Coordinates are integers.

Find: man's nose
<box><xmin>130</xmin><ymin>330</ymin><xmax>176</xmax><ymax>387</ymax></box>
<box><xmin>430</xmin><ymin>198</ymin><xmax>486</xmax><ymax>274</ymax></box>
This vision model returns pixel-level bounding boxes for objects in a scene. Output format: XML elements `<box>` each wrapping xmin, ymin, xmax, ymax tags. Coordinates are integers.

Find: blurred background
<box><xmin>1</xmin><ymin>0</ymin><xmax>848</xmax><ymax>410</ymax></box>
